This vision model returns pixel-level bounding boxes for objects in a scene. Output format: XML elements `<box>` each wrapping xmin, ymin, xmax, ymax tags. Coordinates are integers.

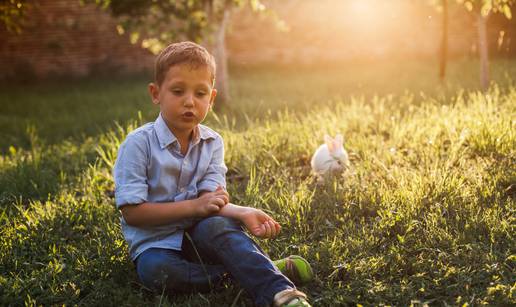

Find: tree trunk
<box><xmin>212</xmin><ymin>9</ymin><xmax>230</xmax><ymax>110</ymax></box>
<box><xmin>439</xmin><ymin>0</ymin><xmax>448</xmax><ymax>81</ymax></box>
<box><xmin>477</xmin><ymin>13</ymin><xmax>490</xmax><ymax>91</ymax></box>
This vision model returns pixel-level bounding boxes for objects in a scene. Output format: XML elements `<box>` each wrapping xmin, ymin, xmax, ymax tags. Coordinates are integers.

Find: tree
<box><xmin>440</xmin><ymin>0</ymin><xmax>449</xmax><ymax>81</ymax></box>
<box><xmin>430</xmin><ymin>0</ymin><xmax>516</xmax><ymax>90</ymax></box>
<box><xmin>463</xmin><ymin>0</ymin><xmax>515</xmax><ymax>90</ymax></box>
<box><xmin>91</xmin><ymin>0</ymin><xmax>270</xmax><ymax>109</ymax></box>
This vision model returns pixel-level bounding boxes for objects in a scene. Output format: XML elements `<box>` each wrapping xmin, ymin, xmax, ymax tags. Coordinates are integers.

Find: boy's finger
<box><xmin>214</xmin><ymin>189</ymin><xmax>227</xmax><ymax>197</ymax></box>
<box><xmin>217</xmin><ymin>194</ymin><xmax>229</xmax><ymax>204</ymax></box>
<box><xmin>263</xmin><ymin>222</ymin><xmax>272</xmax><ymax>238</ymax></box>
<box><xmin>258</xmin><ymin>224</ymin><xmax>267</xmax><ymax>238</ymax></box>
<box><xmin>217</xmin><ymin>195</ymin><xmax>228</xmax><ymax>204</ymax></box>
<box><xmin>213</xmin><ymin>197</ymin><xmax>225</xmax><ymax>208</ymax></box>
<box><xmin>252</xmin><ymin>226</ymin><xmax>263</xmax><ymax>237</ymax></box>
<box><xmin>274</xmin><ymin>222</ymin><xmax>281</xmax><ymax>234</ymax></box>
<box><xmin>217</xmin><ymin>190</ymin><xmax>230</xmax><ymax>203</ymax></box>
<box><xmin>268</xmin><ymin>220</ymin><xmax>278</xmax><ymax>238</ymax></box>
<box><xmin>208</xmin><ymin>204</ymin><xmax>220</xmax><ymax>213</ymax></box>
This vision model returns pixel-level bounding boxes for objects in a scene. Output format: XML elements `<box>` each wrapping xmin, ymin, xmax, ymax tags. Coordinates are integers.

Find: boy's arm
<box><xmin>197</xmin><ymin>136</ymin><xmax>228</xmax><ymax>194</ymax></box>
<box><xmin>121</xmin><ymin>188</ymin><xmax>229</xmax><ymax>227</ymax></box>
<box><xmin>121</xmin><ymin>200</ymin><xmax>200</xmax><ymax>227</ymax></box>
<box><xmin>217</xmin><ymin>204</ymin><xmax>281</xmax><ymax>239</ymax></box>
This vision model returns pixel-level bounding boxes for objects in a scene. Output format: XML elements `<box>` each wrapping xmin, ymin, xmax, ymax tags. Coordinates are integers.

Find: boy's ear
<box><xmin>209</xmin><ymin>88</ymin><xmax>217</xmax><ymax>108</ymax></box>
<box><xmin>148</xmin><ymin>82</ymin><xmax>160</xmax><ymax>105</ymax></box>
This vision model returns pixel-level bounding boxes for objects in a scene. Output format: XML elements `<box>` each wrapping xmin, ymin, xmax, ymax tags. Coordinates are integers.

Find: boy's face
<box><xmin>149</xmin><ymin>64</ymin><xmax>216</xmax><ymax>137</ymax></box>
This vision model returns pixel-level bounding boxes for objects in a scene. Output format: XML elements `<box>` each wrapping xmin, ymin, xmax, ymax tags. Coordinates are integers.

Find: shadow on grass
<box><xmin>0</xmin><ymin>136</ymin><xmax>98</xmax><ymax>209</ymax></box>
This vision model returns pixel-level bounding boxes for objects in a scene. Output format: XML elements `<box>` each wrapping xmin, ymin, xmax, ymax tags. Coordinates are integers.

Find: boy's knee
<box><xmin>136</xmin><ymin>250</ymin><xmax>180</xmax><ymax>291</ymax></box>
<box><xmin>195</xmin><ymin>216</ymin><xmax>241</xmax><ymax>240</ymax></box>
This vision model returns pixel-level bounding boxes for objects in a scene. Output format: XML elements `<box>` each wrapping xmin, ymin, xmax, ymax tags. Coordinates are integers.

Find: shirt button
<box><xmin>180</xmin><ymin>187</ymin><xmax>185</xmax><ymax>192</ymax></box>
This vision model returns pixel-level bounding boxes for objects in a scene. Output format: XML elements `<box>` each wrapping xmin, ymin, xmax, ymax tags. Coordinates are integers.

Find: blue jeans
<box><xmin>135</xmin><ymin>216</ymin><xmax>295</xmax><ymax>306</ymax></box>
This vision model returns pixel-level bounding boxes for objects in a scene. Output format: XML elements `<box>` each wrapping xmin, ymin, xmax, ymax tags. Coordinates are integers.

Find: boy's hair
<box><xmin>154</xmin><ymin>41</ymin><xmax>216</xmax><ymax>86</ymax></box>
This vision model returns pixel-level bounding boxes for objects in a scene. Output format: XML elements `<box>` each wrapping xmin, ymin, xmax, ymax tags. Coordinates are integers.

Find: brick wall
<box><xmin>0</xmin><ymin>0</ymin><xmax>154</xmax><ymax>80</ymax></box>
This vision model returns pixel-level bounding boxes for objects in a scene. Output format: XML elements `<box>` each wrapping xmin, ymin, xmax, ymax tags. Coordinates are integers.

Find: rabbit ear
<box><xmin>332</xmin><ymin>140</ymin><xmax>339</xmax><ymax>151</ymax></box>
<box><xmin>335</xmin><ymin>134</ymin><xmax>344</xmax><ymax>146</ymax></box>
<box><xmin>324</xmin><ymin>134</ymin><xmax>332</xmax><ymax>143</ymax></box>
<box><xmin>324</xmin><ymin>134</ymin><xmax>335</xmax><ymax>152</ymax></box>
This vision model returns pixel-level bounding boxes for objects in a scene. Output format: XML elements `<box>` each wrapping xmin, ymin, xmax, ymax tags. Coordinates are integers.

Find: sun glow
<box><xmin>348</xmin><ymin>0</ymin><xmax>383</xmax><ymax>29</ymax></box>
<box><xmin>334</xmin><ymin>0</ymin><xmax>413</xmax><ymax>56</ymax></box>
<box><xmin>231</xmin><ymin>0</ymin><xmax>447</xmax><ymax>62</ymax></box>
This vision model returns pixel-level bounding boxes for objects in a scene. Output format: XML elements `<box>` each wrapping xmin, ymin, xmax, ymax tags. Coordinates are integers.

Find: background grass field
<box><xmin>1</xmin><ymin>58</ymin><xmax>515</xmax><ymax>306</ymax></box>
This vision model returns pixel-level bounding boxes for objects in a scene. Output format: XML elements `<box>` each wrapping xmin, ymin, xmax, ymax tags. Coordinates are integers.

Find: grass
<box><xmin>1</xmin><ymin>57</ymin><xmax>515</xmax><ymax>149</ymax></box>
<box><xmin>0</xmin><ymin>58</ymin><xmax>515</xmax><ymax>306</ymax></box>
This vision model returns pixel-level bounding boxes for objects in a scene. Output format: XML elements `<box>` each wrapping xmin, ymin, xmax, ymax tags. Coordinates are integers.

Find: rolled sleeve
<box><xmin>113</xmin><ymin>133</ymin><xmax>149</xmax><ymax>208</ymax></box>
<box><xmin>197</xmin><ymin>138</ymin><xmax>228</xmax><ymax>192</ymax></box>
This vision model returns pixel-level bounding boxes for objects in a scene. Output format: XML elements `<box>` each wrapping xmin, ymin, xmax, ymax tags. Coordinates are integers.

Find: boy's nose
<box><xmin>183</xmin><ymin>95</ymin><xmax>194</xmax><ymax>107</ymax></box>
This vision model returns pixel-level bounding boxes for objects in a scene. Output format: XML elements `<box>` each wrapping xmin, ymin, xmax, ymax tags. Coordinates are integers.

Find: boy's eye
<box><xmin>172</xmin><ymin>89</ymin><xmax>183</xmax><ymax>95</ymax></box>
<box><xmin>196</xmin><ymin>91</ymin><xmax>207</xmax><ymax>97</ymax></box>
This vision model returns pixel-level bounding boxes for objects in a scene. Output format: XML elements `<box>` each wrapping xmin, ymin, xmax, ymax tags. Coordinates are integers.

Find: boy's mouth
<box><xmin>182</xmin><ymin>111</ymin><xmax>195</xmax><ymax>118</ymax></box>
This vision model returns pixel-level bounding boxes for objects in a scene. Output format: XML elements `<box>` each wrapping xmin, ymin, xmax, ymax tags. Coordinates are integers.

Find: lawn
<box><xmin>0</xmin><ymin>58</ymin><xmax>515</xmax><ymax>306</ymax></box>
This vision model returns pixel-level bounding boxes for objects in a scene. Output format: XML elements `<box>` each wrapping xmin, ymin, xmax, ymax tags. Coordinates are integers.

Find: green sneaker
<box><xmin>274</xmin><ymin>289</ymin><xmax>311</xmax><ymax>307</ymax></box>
<box><xmin>274</xmin><ymin>255</ymin><xmax>314</xmax><ymax>286</ymax></box>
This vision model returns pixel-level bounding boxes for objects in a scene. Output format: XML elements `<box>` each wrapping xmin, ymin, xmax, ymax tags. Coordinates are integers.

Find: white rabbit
<box><xmin>311</xmin><ymin>134</ymin><xmax>350</xmax><ymax>181</ymax></box>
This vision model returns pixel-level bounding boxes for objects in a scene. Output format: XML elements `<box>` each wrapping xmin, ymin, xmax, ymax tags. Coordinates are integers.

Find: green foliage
<box><xmin>456</xmin><ymin>0</ymin><xmax>515</xmax><ymax>17</ymax></box>
<box><xmin>0</xmin><ymin>62</ymin><xmax>515</xmax><ymax>305</ymax></box>
<box><xmin>430</xmin><ymin>0</ymin><xmax>514</xmax><ymax>18</ymax></box>
<box><xmin>0</xmin><ymin>0</ymin><xmax>29</xmax><ymax>33</ymax></box>
<box><xmin>92</xmin><ymin>0</ymin><xmax>267</xmax><ymax>53</ymax></box>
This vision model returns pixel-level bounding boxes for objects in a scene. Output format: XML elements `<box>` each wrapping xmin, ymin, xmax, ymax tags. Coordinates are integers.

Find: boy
<box><xmin>113</xmin><ymin>41</ymin><xmax>312</xmax><ymax>306</ymax></box>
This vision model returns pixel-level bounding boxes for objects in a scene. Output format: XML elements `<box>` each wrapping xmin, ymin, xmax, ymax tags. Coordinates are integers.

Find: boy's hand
<box><xmin>240</xmin><ymin>208</ymin><xmax>281</xmax><ymax>239</ymax></box>
<box><xmin>196</xmin><ymin>186</ymin><xmax>229</xmax><ymax>217</ymax></box>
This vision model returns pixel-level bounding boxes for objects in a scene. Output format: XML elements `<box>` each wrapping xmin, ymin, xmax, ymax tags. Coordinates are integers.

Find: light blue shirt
<box><xmin>113</xmin><ymin>113</ymin><xmax>227</xmax><ymax>261</ymax></box>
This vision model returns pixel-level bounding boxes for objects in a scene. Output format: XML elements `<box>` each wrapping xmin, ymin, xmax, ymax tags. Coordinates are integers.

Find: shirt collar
<box><xmin>154</xmin><ymin>113</ymin><xmax>216</xmax><ymax>149</ymax></box>
<box><xmin>196</xmin><ymin>124</ymin><xmax>217</xmax><ymax>143</ymax></box>
<box><xmin>155</xmin><ymin>113</ymin><xmax>177</xmax><ymax>149</ymax></box>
